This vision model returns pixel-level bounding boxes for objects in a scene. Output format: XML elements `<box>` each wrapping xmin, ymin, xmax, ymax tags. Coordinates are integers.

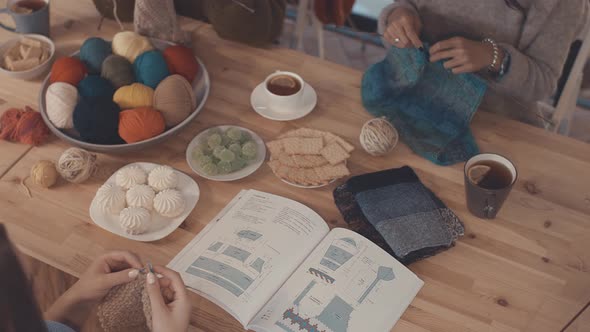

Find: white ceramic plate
<box><xmin>89</xmin><ymin>162</ymin><xmax>200</xmax><ymax>242</ymax></box>
<box><xmin>250</xmin><ymin>82</ymin><xmax>317</xmax><ymax>121</ymax></box>
<box><xmin>186</xmin><ymin>126</ymin><xmax>266</xmax><ymax>181</ymax></box>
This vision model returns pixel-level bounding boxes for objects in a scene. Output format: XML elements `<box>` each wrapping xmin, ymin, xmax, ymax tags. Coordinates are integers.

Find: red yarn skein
<box><xmin>50</xmin><ymin>57</ymin><xmax>88</xmax><ymax>86</ymax></box>
<box><xmin>162</xmin><ymin>45</ymin><xmax>199</xmax><ymax>83</ymax></box>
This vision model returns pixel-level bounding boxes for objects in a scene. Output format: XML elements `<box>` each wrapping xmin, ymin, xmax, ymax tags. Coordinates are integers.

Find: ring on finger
<box><xmin>393</xmin><ymin>37</ymin><xmax>401</xmax><ymax>43</ymax></box>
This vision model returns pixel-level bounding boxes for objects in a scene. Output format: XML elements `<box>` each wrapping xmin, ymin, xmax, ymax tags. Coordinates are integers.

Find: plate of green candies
<box><xmin>186</xmin><ymin>125</ymin><xmax>266</xmax><ymax>181</ymax></box>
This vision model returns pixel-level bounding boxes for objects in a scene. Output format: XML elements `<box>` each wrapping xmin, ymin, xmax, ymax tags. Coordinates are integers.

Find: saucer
<box><xmin>250</xmin><ymin>82</ymin><xmax>317</xmax><ymax>121</ymax></box>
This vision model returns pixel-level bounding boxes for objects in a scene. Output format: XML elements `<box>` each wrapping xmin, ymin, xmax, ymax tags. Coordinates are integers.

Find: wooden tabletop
<box><xmin>1</xmin><ymin>1</ymin><xmax>590</xmax><ymax>331</ymax></box>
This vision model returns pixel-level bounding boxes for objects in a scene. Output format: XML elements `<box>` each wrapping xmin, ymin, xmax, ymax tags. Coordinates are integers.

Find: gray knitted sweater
<box><xmin>379</xmin><ymin>0</ymin><xmax>588</xmax><ymax>125</ymax></box>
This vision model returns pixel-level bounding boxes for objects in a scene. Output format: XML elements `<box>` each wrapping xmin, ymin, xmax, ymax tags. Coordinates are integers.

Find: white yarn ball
<box><xmin>360</xmin><ymin>117</ymin><xmax>399</xmax><ymax>156</ymax></box>
<box><xmin>46</xmin><ymin>82</ymin><xmax>78</xmax><ymax>129</ymax></box>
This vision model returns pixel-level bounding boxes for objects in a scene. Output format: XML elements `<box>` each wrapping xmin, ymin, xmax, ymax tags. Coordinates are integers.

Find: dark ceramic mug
<box><xmin>0</xmin><ymin>0</ymin><xmax>50</xmax><ymax>36</ymax></box>
<box><xmin>464</xmin><ymin>153</ymin><xmax>517</xmax><ymax>219</ymax></box>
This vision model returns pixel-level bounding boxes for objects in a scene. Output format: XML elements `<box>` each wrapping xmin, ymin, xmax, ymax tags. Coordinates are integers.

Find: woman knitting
<box><xmin>0</xmin><ymin>224</ymin><xmax>191</xmax><ymax>332</ymax></box>
<box><xmin>380</xmin><ymin>0</ymin><xmax>589</xmax><ymax>126</ymax></box>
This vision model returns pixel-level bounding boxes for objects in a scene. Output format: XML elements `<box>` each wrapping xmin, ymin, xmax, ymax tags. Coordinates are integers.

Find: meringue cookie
<box><xmin>126</xmin><ymin>184</ymin><xmax>155</xmax><ymax>210</ymax></box>
<box><xmin>116</xmin><ymin>165</ymin><xmax>147</xmax><ymax>189</ymax></box>
<box><xmin>148</xmin><ymin>165</ymin><xmax>178</xmax><ymax>191</ymax></box>
<box><xmin>95</xmin><ymin>183</ymin><xmax>126</xmax><ymax>214</ymax></box>
<box><xmin>119</xmin><ymin>207</ymin><xmax>150</xmax><ymax>235</ymax></box>
<box><xmin>153</xmin><ymin>189</ymin><xmax>185</xmax><ymax>218</ymax></box>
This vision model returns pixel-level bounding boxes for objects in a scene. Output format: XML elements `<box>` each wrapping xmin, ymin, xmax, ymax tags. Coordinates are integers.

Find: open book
<box><xmin>169</xmin><ymin>190</ymin><xmax>423</xmax><ymax>332</ymax></box>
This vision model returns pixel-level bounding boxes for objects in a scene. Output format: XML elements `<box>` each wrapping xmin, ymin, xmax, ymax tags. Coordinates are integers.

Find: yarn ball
<box><xmin>119</xmin><ymin>107</ymin><xmax>165</xmax><ymax>143</ymax></box>
<box><xmin>0</xmin><ymin>106</ymin><xmax>51</xmax><ymax>146</ymax></box>
<box><xmin>133</xmin><ymin>50</ymin><xmax>170</xmax><ymax>89</ymax></box>
<box><xmin>79</xmin><ymin>37</ymin><xmax>112</xmax><ymax>74</ymax></box>
<box><xmin>78</xmin><ymin>75</ymin><xmax>116</xmax><ymax>98</ymax></box>
<box><xmin>113</xmin><ymin>83</ymin><xmax>154</xmax><ymax>109</ymax></box>
<box><xmin>101</xmin><ymin>55</ymin><xmax>135</xmax><ymax>89</ymax></box>
<box><xmin>45</xmin><ymin>82</ymin><xmax>78</xmax><ymax>129</ymax></box>
<box><xmin>153</xmin><ymin>75</ymin><xmax>196</xmax><ymax>127</ymax></box>
<box><xmin>162</xmin><ymin>45</ymin><xmax>199</xmax><ymax>83</ymax></box>
<box><xmin>49</xmin><ymin>57</ymin><xmax>87</xmax><ymax>86</ymax></box>
<box><xmin>360</xmin><ymin>117</ymin><xmax>399</xmax><ymax>156</ymax></box>
<box><xmin>112</xmin><ymin>31</ymin><xmax>154</xmax><ymax>63</ymax></box>
<box><xmin>31</xmin><ymin>160</ymin><xmax>58</xmax><ymax>188</ymax></box>
<box><xmin>57</xmin><ymin>147</ymin><xmax>97</xmax><ymax>183</ymax></box>
<box><xmin>73</xmin><ymin>96</ymin><xmax>123</xmax><ymax>145</ymax></box>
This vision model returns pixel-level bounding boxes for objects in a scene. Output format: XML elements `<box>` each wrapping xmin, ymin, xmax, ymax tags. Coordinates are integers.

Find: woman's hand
<box><xmin>146</xmin><ymin>266</ymin><xmax>192</xmax><ymax>332</ymax></box>
<box><xmin>384</xmin><ymin>7</ymin><xmax>423</xmax><ymax>48</ymax></box>
<box><xmin>45</xmin><ymin>251</ymin><xmax>143</xmax><ymax>329</ymax></box>
<box><xmin>430</xmin><ymin>37</ymin><xmax>502</xmax><ymax>74</ymax></box>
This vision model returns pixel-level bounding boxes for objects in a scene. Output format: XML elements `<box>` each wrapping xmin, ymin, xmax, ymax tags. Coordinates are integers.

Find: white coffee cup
<box><xmin>264</xmin><ymin>71</ymin><xmax>305</xmax><ymax>112</ymax></box>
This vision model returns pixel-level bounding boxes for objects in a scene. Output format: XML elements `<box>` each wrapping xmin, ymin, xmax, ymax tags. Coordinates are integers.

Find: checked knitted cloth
<box><xmin>333</xmin><ymin>166</ymin><xmax>464</xmax><ymax>265</ymax></box>
<box><xmin>361</xmin><ymin>46</ymin><xmax>487</xmax><ymax>165</ymax></box>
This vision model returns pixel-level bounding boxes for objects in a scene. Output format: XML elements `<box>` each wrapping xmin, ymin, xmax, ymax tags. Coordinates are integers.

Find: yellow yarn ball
<box><xmin>113</xmin><ymin>83</ymin><xmax>154</xmax><ymax>109</ymax></box>
<box><xmin>112</xmin><ymin>31</ymin><xmax>154</xmax><ymax>63</ymax></box>
<box><xmin>31</xmin><ymin>160</ymin><xmax>59</xmax><ymax>188</ymax></box>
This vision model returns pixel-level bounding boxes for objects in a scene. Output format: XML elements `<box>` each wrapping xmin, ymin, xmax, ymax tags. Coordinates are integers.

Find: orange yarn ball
<box><xmin>162</xmin><ymin>45</ymin><xmax>199</xmax><ymax>83</ymax></box>
<box><xmin>50</xmin><ymin>57</ymin><xmax>88</xmax><ymax>86</ymax></box>
<box><xmin>118</xmin><ymin>107</ymin><xmax>165</xmax><ymax>143</ymax></box>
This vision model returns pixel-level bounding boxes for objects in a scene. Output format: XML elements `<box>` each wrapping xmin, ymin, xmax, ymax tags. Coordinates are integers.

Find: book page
<box><xmin>249</xmin><ymin>228</ymin><xmax>423</xmax><ymax>332</ymax></box>
<box><xmin>168</xmin><ymin>190</ymin><xmax>330</xmax><ymax>327</ymax></box>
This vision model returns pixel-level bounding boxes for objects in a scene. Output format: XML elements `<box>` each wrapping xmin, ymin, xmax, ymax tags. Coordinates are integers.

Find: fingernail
<box><xmin>156</xmin><ymin>273</ymin><xmax>164</xmax><ymax>279</ymax></box>
<box><xmin>128</xmin><ymin>269</ymin><xmax>139</xmax><ymax>278</ymax></box>
<box><xmin>147</xmin><ymin>272</ymin><xmax>156</xmax><ymax>284</ymax></box>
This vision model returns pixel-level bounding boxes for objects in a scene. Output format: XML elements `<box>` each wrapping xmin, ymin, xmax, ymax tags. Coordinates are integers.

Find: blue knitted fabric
<box><xmin>361</xmin><ymin>46</ymin><xmax>487</xmax><ymax>165</ymax></box>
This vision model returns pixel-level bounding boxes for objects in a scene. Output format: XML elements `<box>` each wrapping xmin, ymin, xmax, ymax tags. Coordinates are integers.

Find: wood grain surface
<box><xmin>1</xmin><ymin>1</ymin><xmax>589</xmax><ymax>331</ymax></box>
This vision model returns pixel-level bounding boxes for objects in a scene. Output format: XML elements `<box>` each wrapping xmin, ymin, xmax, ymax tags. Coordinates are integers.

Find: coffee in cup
<box><xmin>464</xmin><ymin>153</ymin><xmax>517</xmax><ymax>219</ymax></box>
<box><xmin>263</xmin><ymin>71</ymin><xmax>306</xmax><ymax>112</ymax></box>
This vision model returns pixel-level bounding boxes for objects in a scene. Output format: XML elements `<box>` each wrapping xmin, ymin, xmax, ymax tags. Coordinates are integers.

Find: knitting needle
<box><xmin>376</xmin><ymin>32</ymin><xmax>426</xmax><ymax>53</ymax></box>
<box><xmin>232</xmin><ymin>0</ymin><xmax>255</xmax><ymax>14</ymax></box>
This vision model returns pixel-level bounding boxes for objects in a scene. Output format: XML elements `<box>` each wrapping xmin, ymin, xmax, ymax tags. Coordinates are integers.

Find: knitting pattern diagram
<box><xmin>186</xmin><ymin>228</ymin><xmax>274</xmax><ymax>300</ymax></box>
<box><xmin>274</xmin><ymin>237</ymin><xmax>396</xmax><ymax>332</ymax></box>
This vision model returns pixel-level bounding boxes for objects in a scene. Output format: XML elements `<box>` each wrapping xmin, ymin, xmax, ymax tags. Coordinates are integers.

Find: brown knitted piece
<box><xmin>97</xmin><ymin>275</ymin><xmax>152</xmax><ymax>332</ymax></box>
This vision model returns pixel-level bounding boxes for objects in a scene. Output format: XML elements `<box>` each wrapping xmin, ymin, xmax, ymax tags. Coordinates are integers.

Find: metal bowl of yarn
<box><xmin>38</xmin><ymin>38</ymin><xmax>210</xmax><ymax>154</ymax></box>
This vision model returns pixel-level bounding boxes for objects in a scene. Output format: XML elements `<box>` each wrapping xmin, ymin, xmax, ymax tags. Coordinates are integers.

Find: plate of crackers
<box><xmin>267</xmin><ymin>128</ymin><xmax>354</xmax><ymax>188</ymax></box>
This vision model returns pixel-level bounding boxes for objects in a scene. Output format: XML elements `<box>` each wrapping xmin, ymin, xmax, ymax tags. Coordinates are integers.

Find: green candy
<box><xmin>207</xmin><ymin>133</ymin><xmax>222</xmax><ymax>149</ymax></box>
<box><xmin>219</xmin><ymin>149</ymin><xmax>236</xmax><ymax>162</ymax></box>
<box><xmin>226</xmin><ymin>127</ymin><xmax>243</xmax><ymax>142</ymax></box>
<box><xmin>241</xmin><ymin>141</ymin><xmax>257</xmax><ymax>159</ymax></box>
<box><xmin>201</xmin><ymin>162</ymin><xmax>218</xmax><ymax>175</ymax></box>
<box><xmin>213</xmin><ymin>146</ymin><xmax>225</xmax><ymax>159</ymax></box>
<box><xmin>231</xmin><ymin>158</ymin><xmax>247</xmax><ymax>171</ymax></box>
<box><xmin>229</xmin><ymin>143</ymin><xmax>242</xmax><ymax>155</ymax></box>
<box><xmin>218</xmin><ymin>161</ymin><xmax>232</xmax><ymax>174</ymax></box>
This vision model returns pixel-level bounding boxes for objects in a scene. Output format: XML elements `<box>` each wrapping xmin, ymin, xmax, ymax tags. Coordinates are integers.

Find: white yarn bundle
<box><xmin>46</xmin><ymin>82</ymin><xmax>78</xmax><ymax>129</ymax></box>
<box><xmin>360</xmin><ymin>117</ymin><xmax>399</xmax><ymax>156</ymax></box>
<box><xmin>57</xmin><ymin>148</ymin><xmax>98</xmax><ymax>183</ymax></box>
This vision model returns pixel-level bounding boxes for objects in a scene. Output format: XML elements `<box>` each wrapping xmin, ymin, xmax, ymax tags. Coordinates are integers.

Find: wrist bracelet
<box><xmin>482</xmin><ymin>38</ymin><xmax>499</xmax><ymax>72</ymax></box>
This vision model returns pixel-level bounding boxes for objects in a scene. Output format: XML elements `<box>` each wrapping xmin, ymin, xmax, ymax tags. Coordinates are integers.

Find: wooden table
<box><xmin>1</xmin><ymin>1</ymin><xmax>590</xmax><ymax>331</ymax></box>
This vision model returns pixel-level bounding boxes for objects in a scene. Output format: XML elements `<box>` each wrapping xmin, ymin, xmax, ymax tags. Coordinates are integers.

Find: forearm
<box><xmin>44</xmin><ymin>286</ymin><xmax>94</xmax><ymax>330</ymax></box>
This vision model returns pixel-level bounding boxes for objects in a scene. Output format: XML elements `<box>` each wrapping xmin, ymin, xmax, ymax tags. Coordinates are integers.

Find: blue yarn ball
<box><xmin>73</xmin><ymin>96</ymin><xmax>123</xmax><ymax>145</ymax></box>
<box><xmin>133</xmin><ymin>50</ymin><xmax>170</xmax><ymax>89</ymax></box>
<box><xmin>78</xmin><ymin>75</ymin><xmax>115</xmax><ymax>98</ymax></box>
<box><xmin>80</xmin><ymin>37</ymin><xmax>112</xmax><ymax>74</ymax></box>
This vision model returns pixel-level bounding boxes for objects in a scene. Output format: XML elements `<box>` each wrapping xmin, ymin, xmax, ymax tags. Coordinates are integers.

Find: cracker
<box><xmin>279</xmin><ymin>128</ymin><xmax>354</xmax><ymax>153</ymax></box>
<box><xmin>314</xmin><ymin>163</ymin><xmax>350</xmax><ymax>181</ymax></box>
<box><xmin>266</xmin><ymin>140</ymin><xmax>283</xmax><ymax>156</ymax></box>
<box><xmin>320</xmin><ymin>142</ymin><xmax>350</xmax><ymax>165</ymax></box>
<box><xmin>277</xmin><ymin>153</ymin><xmax>328</xmax><ymax>168</ymax></box>
<box><xmin>280</xmin><ymin>137</ymin><xmax>323</xmax><ymax>155</ymax></box>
